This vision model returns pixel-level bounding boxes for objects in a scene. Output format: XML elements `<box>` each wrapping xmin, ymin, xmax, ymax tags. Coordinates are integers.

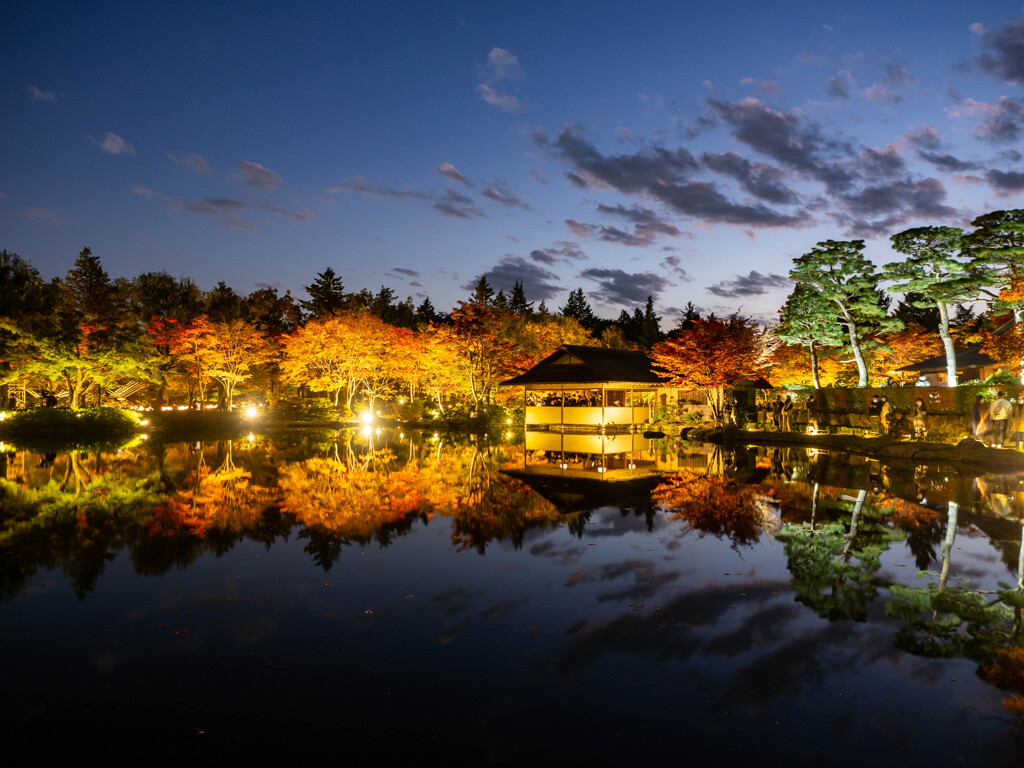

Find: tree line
<box><xmin>2</xmin><ymin>207</ymin><xmax>1022</xmax><ymax>415</ymax></box>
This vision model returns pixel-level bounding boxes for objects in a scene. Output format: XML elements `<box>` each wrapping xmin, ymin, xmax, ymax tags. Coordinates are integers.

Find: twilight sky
<box><xmin>4</xmin><ymin>1</ymin><xmax>1024</xmax><ymax>323</ymax></box>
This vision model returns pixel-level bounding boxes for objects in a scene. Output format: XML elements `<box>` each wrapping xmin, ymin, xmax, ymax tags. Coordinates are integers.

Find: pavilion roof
<box><xmin>897</xmin><ymin>345</ymin><xmax>997</xmax><ymax>373</ymax></box>
<box><xmin>501</xmin><ymin>345</ymin><xmax>664</xmax><ymax>386</ymax></box>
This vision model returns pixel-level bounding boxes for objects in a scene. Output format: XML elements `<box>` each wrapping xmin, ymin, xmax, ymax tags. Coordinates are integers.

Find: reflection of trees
<box><xmin>279</xmin><ymin>438</ymin><xmax>564</xmax><ymax>563</ymax></box>
<box><xmin>777</xmin><ymin>488</ymin><xmax>904</xmax><ymax>621</ymax></box>
<box><xmin>0</xmin><ymin>451</ymin><xmax>166</xmax><ymax>598</ymax></box>
<box><xmin>652</xmin><ymin>469</ymin><xmax>779</xmax><ymax>549</ymax></box>
<box><xmin>887</xmin><ymin>501</ymin><xmax>1024</xmax><ymax>661</ymax></box>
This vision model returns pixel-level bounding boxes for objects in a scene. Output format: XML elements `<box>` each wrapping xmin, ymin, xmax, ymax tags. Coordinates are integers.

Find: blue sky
<box><xmin>4</xmin><ymin>1</ymin><xmax>1024</xmax><ymax>323</ymax></box>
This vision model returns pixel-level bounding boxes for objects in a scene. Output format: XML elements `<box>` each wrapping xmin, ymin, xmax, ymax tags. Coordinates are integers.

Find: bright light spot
<box><xmin>0</xmin><ymin>413</ymin><xmax>6</xmax><ymax>421</ymax></box>
<box><xmin>174</xmin><ymin>405</ymin><xmax>186</xmax><ymax>411</ymax></box>
<box><xmin>360</xmin><ymin>412</ymin><xmax>373</xmax><ymax>424</ymax></box>
<box><xmin>375</xmin><ymin>428</ymin><xmax>381</xmax><ymax>435</ymax></box>
<box><xmin>247</xmin><ymin>433</ymin><xmax>255</xmax><ymax>442</ymax></box>
<box><xmin>506</xmin><ymin>418</ymin><xmax>511</xmax><ymax>425</ymax></box>
<box><xmin>140</xmin><ymin>419</ymin><xmax>150</xmax><ymax>426</ymax></box>
<box><xmin>399</xmin><ymin>432</ymin><xmax>404</xmax><ymax>438</ymax></box>
<box><xmin>398</xmin><ymin>399</ymin><xmax>405</xmax><ymax>405</ymax></box>
<box><xmin>361</xmin><ymin>425</ymin><xmax>372</xmax><ymax>437</ymax></box>
<box><xmin>597</xmin><ymin>466</ymin><xmax>606</xmax><ymax>473</ymax></box>
<box><xmin>245</xmin><ymin>406</ymin><xmax>257</xmax><ymax>418</ymax></box>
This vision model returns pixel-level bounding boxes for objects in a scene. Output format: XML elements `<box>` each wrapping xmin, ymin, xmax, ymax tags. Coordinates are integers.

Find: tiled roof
<box><xmin>501</xmin><ymin>345</ymin><xmax>664</xmax><ymax>386</ymax></box>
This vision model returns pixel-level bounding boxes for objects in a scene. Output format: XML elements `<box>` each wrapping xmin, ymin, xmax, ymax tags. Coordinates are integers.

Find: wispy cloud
<box><xmin>133</xmin><ymin>185</ymin><xmax>257</xmax><ymax>231</ymax></box>
<box><xmin>22</xmin><ymin>208</ymin><xmax>64</xmax><ymax>225</ymax></box>
<box><xmin>707</xmin><ymin>270</ymin><xmax>790</xmax><ymax>298</ymax></box>
<box><xmin>170</xmin><ymin>153</ymin><xmax>214</xmax><ymax>175</ymax></box>
<box><xmin>481</xmin><ymin>178</ymin><xmax>529</xmax><ymax>209</ymax></box>
<box><xmin>476</xmin><ymin>47</ymin><xmax>527</xmax><ymax>112</ymax></box>
<box><xmin>27</xmin><ymin>85</ymin><xmax>55</xmax><ymax>102</ymax></box>
<box><xmin>333</xmin><ymin>176</ymin><xmax>484</xmax><ymax>219</ymax></box>
<box><xmin>235</xmin><ymin>161</ymin><xmax>282</xmax><ymax>190</ymax></box>
<box><xmin>473</xmin><ymin>256</ymin><xmax>561</xmax><ymax>299</ymax></box>
<box><xmin>580</xmin><ymin>267</ymin><xmax>671</xmax><ymax>305</ymax></box>
<box><xmin>437</xmin><ymin>162</ymin><xmax>472</xmax><ymax>186</ymax></box>
<box><xmin>96</xmin><ymin>132</ymin><xmax>136</xmax><ymax>155</ymax></box>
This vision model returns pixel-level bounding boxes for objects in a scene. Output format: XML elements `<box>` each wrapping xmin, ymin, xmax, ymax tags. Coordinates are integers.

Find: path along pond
<box><xmin>2</xmin><ymin>428</ymin><xmax>1024</xmax><ymax>765</ymax></box>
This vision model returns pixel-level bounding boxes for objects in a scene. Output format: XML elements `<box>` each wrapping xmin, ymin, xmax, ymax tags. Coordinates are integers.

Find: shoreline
<box><xmin>689</xmin><ymin>425</ymin><xmax>1024</xmax><ymax>473</ymax></box>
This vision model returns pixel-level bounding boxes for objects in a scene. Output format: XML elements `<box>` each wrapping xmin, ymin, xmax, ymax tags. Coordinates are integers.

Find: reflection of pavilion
<box><xmin>519</xmin><ymin>431</ymin><xmax>661</xmax><ymax>480</ymax></box>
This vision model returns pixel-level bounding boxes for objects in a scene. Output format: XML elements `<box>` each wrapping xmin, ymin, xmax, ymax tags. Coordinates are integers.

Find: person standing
<box><xmin>781</xmin><ymin>395</ymin><xmax>794</xmax><ymax>431</ymax></box>
<box><xmin>990</xmin><ymin>390</ymin><xmax>1013</xmax><ymax>447</ymax></box>
<box><xmin>912</xmin><ymin>398</ymin><xmax>928</xmax><ymax>440</ymax></box>
<box><xmin>771</xmin><ymin>396</ymin><xmax>783</xmax><ymax>431</ymax></box>
<box><xmin>970</xmin><ymin>395</ymin><xmax>986</xmax><ymax>438</ymax></box>
<box><xmin>1011</xmin><ymin>399</ymin><xmax>1024</xmax><ymax>450</ymax></box>
<box><xmin>879</xmin><ymin>395</ymin><xmax>892</xmax><ymax>436</ymax></box>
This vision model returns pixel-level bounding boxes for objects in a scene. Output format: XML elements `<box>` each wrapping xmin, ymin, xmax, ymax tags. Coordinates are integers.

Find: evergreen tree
<box><xmin>560</xmin><ymin>288</ymin><xmax>597</xmax><ymax>330</ymax></box>
<box><xmin>790</xmin><ymin>240</ymin><xmax>901</xmax><ymax>387</ymax></box>
<box><xmin>301</xmin><ymin>267</ymin><xmax>347</xmax><ymax>317</ymax></box>
<box><xmin>884</xmin><ymin>225</ymin><xmax>976</xmax><ymax>386</ymax></box>
<box><xmin>508</xmin><ymin>280</ymin><xmax>534</xmax><ymax>316</ymax></box>
<box><xmin>205</xmin><ymin>281</ymin><xmax>243</xmax><ymax>322</ymax></box>
<box><xmin>416</xmin><ymin>297</ymin><xmax>439</xmax><ymax>326</ymax></box>
<box><xmin>469</xmin><ymin>275</ymin><xmax>495</xmax><ymax>307</ymax></box>
<box><xmin>777</xmin><ymin>284</ymin><xmax>845</xmax><ymax>389</ymax></box>
<box><xmin>66</xmin><ymin>247</ymin><xmax>117</xmax><ymax>326</ymax></box>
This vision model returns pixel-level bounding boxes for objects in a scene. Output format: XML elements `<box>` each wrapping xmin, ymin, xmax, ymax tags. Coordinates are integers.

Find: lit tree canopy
<box><xmin>884</xmin><ymin>225</ymin><xmax>973</xmax><ymax>386</ymax></box>
<box><xmin>789</xmin><ymin>239</ymin><xmax>901</xmax><ymax>387</ymax></box>
<box><xmin>651</xmin><ymin>314</ymin><xmax>775</xmax><ymax>421</ymax></box>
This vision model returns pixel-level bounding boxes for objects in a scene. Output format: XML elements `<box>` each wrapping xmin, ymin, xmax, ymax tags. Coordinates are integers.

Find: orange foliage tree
<box><xmin>280</xmin><ymin>311</ymin><xmax>413</xmax><ymax>409</ymax></box>
<box><xmin>871</xmin><ymin>323</ymin><xmax>943</xmax><ymax>384</ymax></box>
<box><xmin>651</xmin><ymin>314</ymin><xmax>776</xmax><ymax>422</ymax></box>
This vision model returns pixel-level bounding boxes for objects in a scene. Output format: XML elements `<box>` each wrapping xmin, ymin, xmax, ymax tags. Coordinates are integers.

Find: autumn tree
<box><xmin>651</xmin><ymin>314</ymin><xmax>775</xmax><ymax>422</ymax></box>
<box><xmin>777</xmin><ymin>283</ymin><xmax>844</xmax><ymax>389</ymax></box>
<box><xmin>447</xmin><ymin>301</ymin><xmax>520</xmax><ymax>408</ymax></box>
<box><xmin>871</xmin><ymin>323</ymin><xmax>943</xmax><ymax>384</ymax></box>
<box><xmin>884</xmin><ymin>226</ymin><xmax>976</xmax><ymax>386</ymax></box>
<box><xmin>280</xmin><ymin>311</ymin><xmax>411</xmax><ymax>409</ymax></box>
<box><xmin>790</xmin><ymin>240</ymin><xmax>901</xmax><ymax>387</ymax></box>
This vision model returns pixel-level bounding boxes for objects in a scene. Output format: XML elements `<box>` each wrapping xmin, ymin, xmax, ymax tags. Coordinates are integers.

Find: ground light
<box><xmin>245</xmin><ymin>406</ymin><xmax>258</xmax><ymax>418</ymax></box>
<box><xmin>360</xmin><ymin>412</ymin><xmax>373</xmax><ymax>425</ymax></box>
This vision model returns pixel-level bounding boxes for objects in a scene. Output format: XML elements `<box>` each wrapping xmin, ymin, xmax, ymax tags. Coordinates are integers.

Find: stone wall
<box><xmin>762</xmin><ymin>384</ymin><xmax>1023</xmax><ymax>438</ymax></box>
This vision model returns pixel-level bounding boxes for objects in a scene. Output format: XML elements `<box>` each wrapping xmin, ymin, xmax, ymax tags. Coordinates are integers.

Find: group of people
<box><xmin>868</xmin><ymin>394</ymin><xmax>929</xmax><ymax>439</ymax></box>
<box><xmin>528</xmin><ymin>393</ymin><xmax>601</xmax><ymax>407</ymax></box>
<box><xmin>970</xmin><ymin>391</ymin><xmax>1024</xmax><ymax>448</ymax></box>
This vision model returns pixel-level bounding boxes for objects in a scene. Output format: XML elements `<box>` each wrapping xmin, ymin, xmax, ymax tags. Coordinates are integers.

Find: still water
<box><xmin>2</xmin><ymin>429</ymin><xmax>1024</xmax><ymax>765</ymax></box>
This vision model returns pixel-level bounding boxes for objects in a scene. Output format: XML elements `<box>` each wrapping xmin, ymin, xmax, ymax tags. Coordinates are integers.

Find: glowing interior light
<box><xmin>245</xmin><ymin>406</ymin><xmax>257</xmax><ymax>418</ymax></box>
<box><xmin>360</xmin><ymin>412</ymin><xmax>373</xmax><ymax>424</ymax></box>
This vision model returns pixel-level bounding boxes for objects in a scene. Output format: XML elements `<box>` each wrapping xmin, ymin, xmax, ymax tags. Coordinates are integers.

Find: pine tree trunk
<box><xmin>937</xmin><ymin>303</ymin><xmax>957</xmax><ymax>387</ymax></box>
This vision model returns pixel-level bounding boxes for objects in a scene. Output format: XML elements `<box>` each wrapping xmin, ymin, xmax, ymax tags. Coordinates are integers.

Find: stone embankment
<box><xmin>688</xmin><ymin>425</ymin><xmax>1024</xmax><ymax>474</ymax></box>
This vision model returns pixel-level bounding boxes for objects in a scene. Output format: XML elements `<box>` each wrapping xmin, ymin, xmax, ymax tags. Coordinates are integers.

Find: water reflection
<box><xmin>3</xmin><ymin>431</ymin><xmax>1024</xmax><ymax>761</ymax></box>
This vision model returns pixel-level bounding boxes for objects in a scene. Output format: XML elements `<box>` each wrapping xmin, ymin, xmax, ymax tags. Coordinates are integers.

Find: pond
<box><xmin>1</xmin><ymin>429</ymin><xmax>1024</xmax><ymax>765</ymax></box>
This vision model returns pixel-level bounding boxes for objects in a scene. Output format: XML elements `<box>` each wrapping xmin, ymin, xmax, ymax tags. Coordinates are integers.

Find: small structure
<box><xmin>502</xmin><ymin>345</ymin><xmax>663</xmax><ymax>431</ymax></box>
<box><xmin>898</xmin><ymin>346</ymin><xmax>999</xmax><ymax>386</ymax></box>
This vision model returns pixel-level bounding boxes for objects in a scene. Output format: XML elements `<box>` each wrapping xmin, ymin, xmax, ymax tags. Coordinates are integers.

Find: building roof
<box><xmin>897</xmin><ymin>345</ymin><xmax>997</xmax><ymax>373</ymax></box>
<box><xmin>501</xmin><ymin>345</ymin><xmax>664</xmax><ymax>386</ymax></box>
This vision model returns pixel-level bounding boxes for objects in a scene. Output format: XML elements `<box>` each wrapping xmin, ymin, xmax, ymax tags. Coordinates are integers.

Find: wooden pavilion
<box><xmin>501</xmin><ymin>345</ymin><xmax>664</xmax><ymax>431</ymax></box>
